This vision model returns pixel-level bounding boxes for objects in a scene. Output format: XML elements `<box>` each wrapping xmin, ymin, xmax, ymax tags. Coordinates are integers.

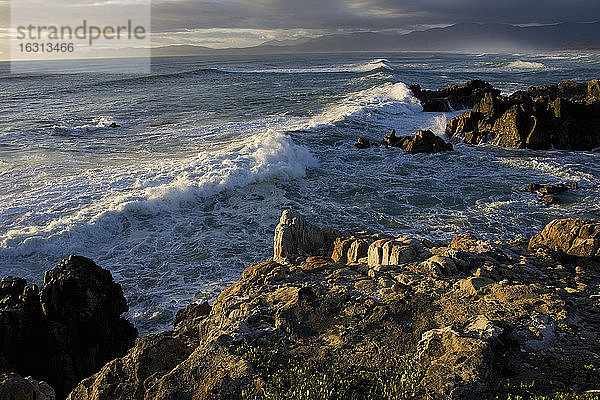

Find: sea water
<box><xmin>1</xmin><ymin>52</ymin><xmax>599</xmax><ymax>334</ymax></box>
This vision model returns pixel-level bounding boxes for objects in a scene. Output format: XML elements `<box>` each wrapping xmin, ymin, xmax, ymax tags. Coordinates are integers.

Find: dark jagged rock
<box><xmin>522</xmin><ymin>182</ymin><xmax>578</xmax><ymax>205</ymax></box>
<box><xmin>539</xmin><ymin>194</ymin><xmax>560</xmax><ymax>205</ymax></box>
<box><xmin>68</xmin><ymin>212</ymin><xmax>600</xmax><ymax>399</ymax></box>
<box><xmin>0</xmin><ymin>373</ymin><xmax>55</xmax><ymax>400</ymax></box>
<box><xmin>512</xmin><ymin>79</ymin><xmax>600</xmax><ymax>104</ymax></box>
<box><xmin>0</xmin><ymin>256</ymin><xmax>137</xmax><ymax>399</ymax></box>
<box><xmin>382</xmin><ymin>129</ymin><xmax>453</xmax><ymax>154</ymax></box>
<box><xmin>410</xmin><ymin>80</ymin><xmax>500</xmax><ymax>112</ymax></box>
<box><xmin>446</xmin><ymin>80</ymin><xmax>600</xmax><ymax>150</ymax></box>
<box><xmin>354</xmin><ymin>137</ymin><xmax>371</xmax><ymax>149</ymax></box>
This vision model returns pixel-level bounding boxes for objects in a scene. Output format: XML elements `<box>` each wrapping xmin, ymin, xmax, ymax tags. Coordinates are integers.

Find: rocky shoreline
<box><xmin>2</xmin><ymin>211</ymin><xmax>599</xmax><ymax>399</ymax></box>
<box><xmin>1</xmin><ymin>78</ymin><xmax>600</xmax><ymax>399</ymax></box>
<box><xmin>358</xmin><ymin>79</ymin><xmax>600</xmax><ymax>153</ymax></box>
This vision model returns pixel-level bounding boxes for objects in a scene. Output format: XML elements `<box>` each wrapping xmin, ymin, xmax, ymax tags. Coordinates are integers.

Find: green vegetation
<box><xmin>233</xmin><ymin>339</ymin><xmax>424</xmax><ymax>400</ymax></box>
<box><xmin>492</xmin><ymin>381</ymin><xmax>600</xmax><ymax>400</ymax></box>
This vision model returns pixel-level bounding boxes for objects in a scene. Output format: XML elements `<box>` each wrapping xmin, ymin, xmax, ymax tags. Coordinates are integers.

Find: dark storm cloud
<box><xmin>151</xmin><ymin>0</ymin><xmax>600</xmax><ymax>32</ymax></box>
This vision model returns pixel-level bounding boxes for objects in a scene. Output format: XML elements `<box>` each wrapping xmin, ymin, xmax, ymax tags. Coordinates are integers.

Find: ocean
<box><xmin>1</xmin><ymin>52</ymin><xmax>599</xmax><ymax>334</ymax></box>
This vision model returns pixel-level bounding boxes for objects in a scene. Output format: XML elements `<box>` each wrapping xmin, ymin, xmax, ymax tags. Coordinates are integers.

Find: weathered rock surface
<box><xmin>273</xmin><ymin>209</ymin><xmax>340</xmax><ymax>264</ymax></box>
<box><xmin>382</xmin><ymin>129</ymin><xmax>453</xmax><ymax>154</ymax></box>
<box><xmin>68</xmin><ymin>212</ymin><xmax>600</xmax><ymax>399</ymax></box>
<box><xmin>0</xmin><ymin>256</ymin><xmax>137</xmax><ymax>399</ymax></box>
<box><xmin>529</xmin><ymin>218</ymin><xmax>600</xmax><ymax>258</ymax></box>
<box><xmin>0</xmin><ymin>373</ymin><xmax>55</xmax><ymax>400</ymax></box>
<box><xmin>446</xmin><ymin>80</ymin><xmax>600</xmax><ymax>150</ymax></box>
<box><xmin>410</xmin><ymin>80</ymin><xmax>500</xmax><ymax>112</ymax></box>
<box><xmin>514</xmin><ymin>79</ymin><xmax>600</xmax><ymax>104</ymax></box>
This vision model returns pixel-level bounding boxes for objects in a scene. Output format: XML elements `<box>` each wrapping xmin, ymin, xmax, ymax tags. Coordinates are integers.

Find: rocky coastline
<box><xmin>1</xmin><ymin>211</ymin><xmax>599</xmax><ymax>400</ymax></box>
<box><xmin>2</xmin><ymin>78</ymin><xmax>600</xmax><ymax>400</ymax></box>
<box><xmin>359</xmin><ymin>79</ymin><xmax>600</xmax><ymax>153</ymax></box>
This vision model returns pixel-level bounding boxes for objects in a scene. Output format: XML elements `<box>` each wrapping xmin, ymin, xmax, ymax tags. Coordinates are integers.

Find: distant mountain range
<box><xmin>97</xmin><ymin>22</ymin><xmax>600</xmax><ymax>58</ymax></box>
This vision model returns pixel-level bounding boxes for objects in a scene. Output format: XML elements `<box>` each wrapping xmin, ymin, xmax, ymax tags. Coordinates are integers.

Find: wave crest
<box><xmin>304</xmin><ymin>81</ymin><xmax>423</xmax><ymax>129</ymax></box>
<box><xmin>216</xmin><ymin>59</ymin><xmax>393</xmax><ymax>74</ymax></box>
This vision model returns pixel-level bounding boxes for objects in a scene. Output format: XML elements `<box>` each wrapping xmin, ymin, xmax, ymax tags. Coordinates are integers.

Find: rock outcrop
<box><xmin>523</xmin><ymin>182</ymin><xmax>579</xmax><ymax>205</ymax></box>
<box><xmin>381</xmin><ymin>129</ymin><xmax>453</xmax><ymax>153</ymax></box>
<box><xmin>446</xmin><ymin>80</ymin><xmax>600</xmax><ymax>150</ymax></box>
<box><xmin>68</xmin><ymin>212</ymin><xmax>600</xmax><ymax>399</ymax></box>
<box><xmin>529</xmin><ymin>218</ymin><xmax>600</xmax><ymax>258</ymax></box>
<box><xmin>0</xmin><ymin>373</ymin><xmax>55</xmax><ymax>400</ymax></box>
<box><xmin>513</xmin><ymin>79</ymin><xmax>600</xmax><ymax>104</ymax></box>
<box><xmin>273</xmin><ymin>209</ymin><xmax>340</xmax><ymax>264</ymax></box>
<box><xmin>0</xmin><ymin>256</ymin><xmax>137</xmax><ymax>399</ymax></box>
<box><xmin>410</xmin><ymin>80</ymin><xmax>500</xmax><ymax>112</ymax></box>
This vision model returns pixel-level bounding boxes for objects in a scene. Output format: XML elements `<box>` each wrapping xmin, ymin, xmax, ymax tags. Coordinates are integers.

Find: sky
<box><xmin>1</xmin><ymin>0</ymin><xmax>599</xmax><ymax>59</ymax></box>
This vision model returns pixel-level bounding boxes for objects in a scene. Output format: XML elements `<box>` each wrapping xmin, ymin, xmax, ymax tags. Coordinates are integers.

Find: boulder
<box><xmin>588</xmin><ymin>79</ymin><xmax>600</xmax><ymax>102</ymax></box>
<box><xmin>529</xmin><ymin>218</ymin><xmax>600</xmax><ymax>257</ymax></box>
<box><xmin>0</xmin><ymin>373</ymin><xmax>55</xmax><ymax>400</ymax></box>
<box><xmin>0</xmin><ymin>256</ymin><xmax>137</xmax><ymax>399</ymax></box>
<box><xmin>382</xmin><ymin>129</ymin><xmax>453</xmax><ymax>154</ymax></box>
<box><xmin>416</xmin><ymin>316</ymin><xmax>502</xmax><ymax>399</ymax></box>
<box><xmin>368</xmin><ymin>237</ymin><xmax>430</xmax><ymax>267</ymax></box>
<box><xmin>273</xmin><ymin>210</ymin><xmax>339</xmax><ymax>264</ymax></box>
<box><xmin>410</xmin><ymin>80</ymin><xmax>500</xmax><ymax>112</ymax></box>
<box><xmin>330</xmin><ymin>234</ymin><xmax>380</xmax><ymax>264</ymax></box>
<box><xmin>539</xmin><ymin>195</ymin><xmax>560</xmax><ymax>206</ymax></box>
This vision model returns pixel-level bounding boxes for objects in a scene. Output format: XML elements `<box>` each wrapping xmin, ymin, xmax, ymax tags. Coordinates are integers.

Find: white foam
<box><xmin>506</xmin><ymin>61</ymin><xmax>546</xmax><ymax>70</ymax></box>
<box><xmin>0</xmin><ymin>129</ymin><xmax>317</xmax><ymax>253</ymax></box>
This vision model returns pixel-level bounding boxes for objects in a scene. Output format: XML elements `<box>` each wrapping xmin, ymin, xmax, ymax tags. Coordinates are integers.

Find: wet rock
<box><xmin>410</xmin><ymin>80</ymin><xmax>500</xmax><ymax>112</ymax></box>
<box><xmin>354</xmin><ymin>137</ymin><xmax>371</xmax><ymax>149</ymax></box>
<box><xmin>523</xmin><ymin>182</ymin><xmax>578</xmax><ymax>205</ymax></box>
<box><xmin>0</xmin><ymin>256</ymin><xmax>137</xmax><ymax>399</ymax></box>
<box><xmin>514</xmin><ymin>80</ymin><xmax>588</xmax><ymax>102</ymax></box>
<box><xmin>0</xmin><ymin>373</ymin><xmax>55</xmax><ymax>400</ymax></box>
<box><xmin>382</xmin><ymin>129</ymin><xmax>453</xmax><ymax>154</ymax></box>
<box><xmin>540</xmin><ymin>194</ymin><xmax>560</xmax><ymax>206</ymax></box>
<box><xmin>446</xmin><ymin>80</ymin><xmax>600</xmax><ymax>150</ymax></box>
<box><xmin>529</xmin><ymin>218</ymin><xmax>600</xmax><ymax>257</ymax></box>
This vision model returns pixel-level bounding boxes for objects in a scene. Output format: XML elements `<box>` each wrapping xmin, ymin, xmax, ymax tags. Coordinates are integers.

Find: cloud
<box><xmin>149</xmin><ymin>0</ymin><xmax>600</xmax><ymax>33</ymax></box>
